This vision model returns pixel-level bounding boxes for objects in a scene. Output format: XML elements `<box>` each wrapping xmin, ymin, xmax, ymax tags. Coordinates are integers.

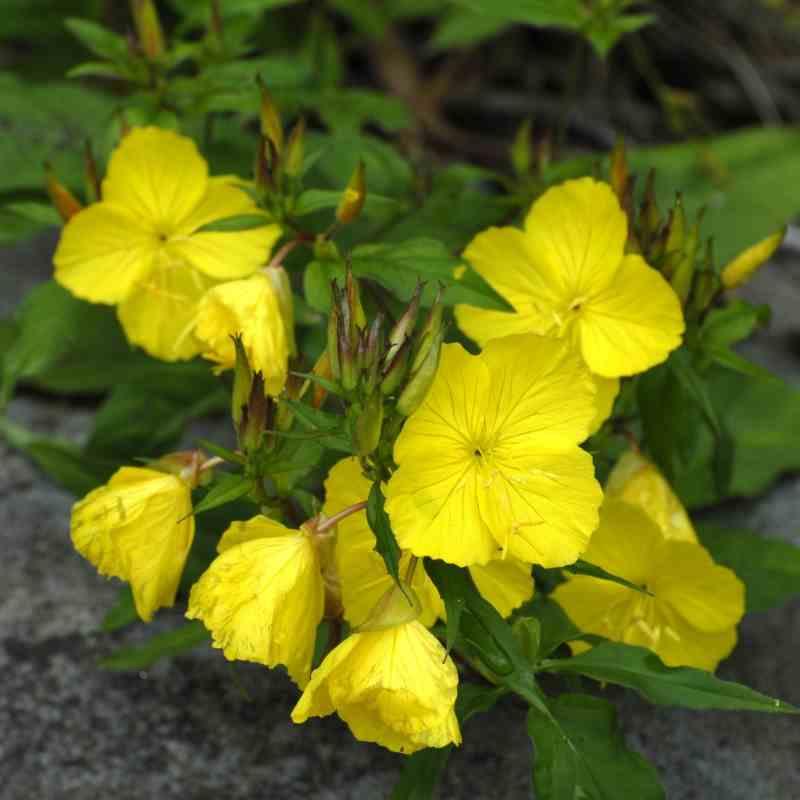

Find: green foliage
<box><xmin>99</xmin><ymin>621</ymin><xmax>211</xmax><ymax>671</ymax></box>
<box><xmin>528</xmin><ymin>693</ymin><xmax>665</xmax><ymax>800</ymax></box>
<box><xmin>366</xmin><ymin>482</ymin><xmax>404</xmax><ymax>587</ymax></box>
<box><xmin>540</xmin><ymin>642</ymin><xmax>798</xmax><ymax>713</ymax></box>
<box><xmin>698</xmin><ymin>524</ymin><xmax>800</xmax><ymax>613</ymax></box>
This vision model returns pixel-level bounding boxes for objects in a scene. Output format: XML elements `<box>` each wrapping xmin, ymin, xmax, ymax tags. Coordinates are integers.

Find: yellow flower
<box><xmin>70</xmin><ymin>466</ymin><xmax>194</xmax><ymax>622</ymax></box>
<box><xmin>552</xmin><ymin>499</ymin><xmax>745</xmax><ymax>671</ymax></box>
<box><xmin>455</xmin><ymin>178</ymin><xmax>685</xmax><ymax>380</ymax></box>
<box><xmin>53</xmin><ymin>126</ymin><xmax>282</xmax><ymax>361</ymax></box>
<box><xmin>187</xmin><ymin>516</ymin><xmax>324</xmax><ymax>687</ymax></box>
<box><xmin>606</xmin><ymin>449</ymin><xmax>697</xmax><ymax>543</ymax></box>
<box><xmin>291</xmin><ymin>620</ymin><xmax>461</xmax><ymax>754</ymax></box>
<box><xmin>720</xmin><ymin>228</ymin><xmax>784</xmax><ymax>290</ymax></box>
<box><xmin>194</xmin><ymin>272</ymin><xmax>289</xmax><ymax>396</ymax></box>
<box><xmin>384</xmin><ymin>335</ymin><xmax>603</xmax><ymax>568</ymax></box>
<box><xmin>324</xmin><ymin>458</ymin><xmax>534</xmax><ymax>624</ymax></box>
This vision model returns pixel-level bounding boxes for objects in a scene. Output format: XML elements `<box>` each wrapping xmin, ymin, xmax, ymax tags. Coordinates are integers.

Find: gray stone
<box><xmin>1</xmin><ymin>234</ymin><xmax>799</xmax><ymax>799</ymax></box>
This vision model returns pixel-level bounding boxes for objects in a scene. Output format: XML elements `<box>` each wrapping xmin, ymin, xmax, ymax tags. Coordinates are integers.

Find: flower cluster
<box><xmin>60</xmin><ymin>134</ymin><xmax>746</xmax><ymax>755</ymax></box>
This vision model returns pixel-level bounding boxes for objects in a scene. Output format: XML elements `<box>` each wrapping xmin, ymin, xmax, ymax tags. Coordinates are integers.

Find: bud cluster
<box><xmin>326</xmin><ymin>271</ymin><xmax>445</xmax><ymax>458</ymax></box>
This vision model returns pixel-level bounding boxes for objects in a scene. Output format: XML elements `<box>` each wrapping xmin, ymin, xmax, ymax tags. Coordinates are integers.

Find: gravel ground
<box><xmin>1</xmin><ymin>233</ymin><xmax>799</xmax><ymax>800</ymax></box>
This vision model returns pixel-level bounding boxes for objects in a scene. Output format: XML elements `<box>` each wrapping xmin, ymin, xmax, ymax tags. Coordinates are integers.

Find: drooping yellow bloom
<box><xmin>71</xmin><ymin>467</ymin><xmax>194</xmax><ymax>622</ymax></box>
<box><xmin>194</xmin><ymin>272</ymin><xmax>289</xmax><ymax>396</ymax></box>
<box><xmin>455</xmin><ymin>178</ymin><xmax>685</xmax><ymax>380</ymax></box>
<box><xmin>291</xmin><ymin>619</ymin><xmax>461</xmax><ymax>754</ymax></box>
<box><xmin>606</xmin><ymin>449</ymin><xmax>697</xmax><ymax>543</ymax></box>
<box><xmin>552</xmin><ymin>499</ymin><xmax>744</xmax><ymax>671</ymax></box>
<box><xmin>54</xmin><ymin>126</ymin><xmax>281</xmax><ymax>361</ymax></box>
<box><xmin>187</xmin><ymin>516</ymin><xmax>324</xmax><ymax>687</ymax></box>
<box><xmin>324</xmin><ymin>458</ymin><xmax>534</xmax><ymax>625</ymax></box>
<box><xmin>384</xmin><ymin>335</ymin><xmax>603</xmax><ymax>568</ymax></box>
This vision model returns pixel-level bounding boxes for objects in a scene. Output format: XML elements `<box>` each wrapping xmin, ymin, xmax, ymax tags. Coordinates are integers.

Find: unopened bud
<box><xmin>150</xmin><ymin>450</ymin><xmax>208</xmax><ymax>489</ymax></box>
<box><xmin>384</xmin><ymin>283</ymin><xmax>422</xmax><ymax>368</ymax></box>
<box><xmin>254</xmin><ymin>135</ymin><xmax>273</xmax><ymax>192</ymax></box>
<box><xmin>240</xmin><ymin>373</ymin><xmax>270</xmax><ymax>453</ymax></box>
<box><xmin>45</xmin><ymin>164</ymin><xmax>83</xmax><ymax>222</ymax></box>
<box><xmin>361</xmin><ymin>314</ymin><xmax>384</xmax><ymax>394</ymax></box>
<box><xmin>130</xmin><ymin>0</ymin><xmax>165</xmax><ymax>60</ymax></box>
<box><xmin>265</xmin><ymin>264</ymin><xmax>297</xmax><ymax>357</ymax></box>
<box><xmin>536</xmin><ymin>131</ymin><xmax>552</xmax><ymax>176</ymax></box>
<box><xmin>336</xmin><ymin>160</ymin><xmax>366</xmax><ymax>225</ymax></box>
<box><xmin>381</xmin><ymin>338</ymin><xmax>410</xmax><ymax>396</ymax></box>
<box><xmin>257</xmin><ymin>76</ymin><xmax>284</xmax><ymax>157</ymax></box>
<box><xmin>662</xmin><ymin>195</ymin><xmax>686</xmax><ymax>278</ymax></box>
<box><xmin>639</xmin><ymin>168</ymin><xmax>660</xmax><ymax>250</ymax></box>
<box><xmin>510</xmin><ymin>118</ymin><xmax>532</xmax><ymax>176</ymax></box>
<box><xmin>352</xmin><ymin>391</ymin><xmax>384</xmax><ymax>456</ymax></box>
<box><xmin>285</xmin><ymin>117</ymin><xmax>305</xmax><ymax>178</ymax></box>
<box><xmin>720</xmin><ymin>228</ymin><xmax>785</xmax><ymax>290</ymax></box>
<box><xmin>327</xmin><ymin>301</ymin><xmax>342</xmax><ymax>381</ymax></box>
<box><xmin>339</xmin><ymin>316</ymin><xmax>358</xmax><ymax>393</ymax></box>
<box><xmin>345</xmin><ymin>267</ymin><xmax>366</xmax><ymax>332</ymax></box>
<box><xmin>670</xmin><ymin>221</ymin><xmax>699</xmax><ymax>303</ymax></box>
<box><xmin>396</xmin><ymin>327</ymin><xmax>443</xmax><ymax>416</ymax></box>
<box><xmin>231</xmin><ymin>335</ymin><xmax>252</xmax><ymax>432</ymax></box>
<box><xmin>610</xmin><ymin>138</ymin><xmax>628</xmax><ymax>201</ymax></box>
<box><xmin>410</xmin><ymin>287</ymin><xmax>444</xmax><ymax>373</ymax></box>
<box><xmin>84</xmin><ymin>140</ymin><xmax>101</xmax><ymax>204</ymax></box>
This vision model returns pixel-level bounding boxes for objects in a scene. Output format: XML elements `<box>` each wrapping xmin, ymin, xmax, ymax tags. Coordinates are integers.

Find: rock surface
<box><xmin>1</xmin><ymin>235</ymin><xmax>799</xmax><ymax>800</ymax></box>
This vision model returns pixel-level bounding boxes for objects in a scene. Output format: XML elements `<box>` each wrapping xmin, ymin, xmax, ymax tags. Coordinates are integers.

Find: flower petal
<box><xmin>455</xmin><ymin>305</ymin><xmax>546</xmax><ymax>349</ymax></box>
<box><xmin>606</xmin><ymin>450</ymin><xmax>697</xmax><ymax>543</ymax></box>
<box><xmin>194</xmin><ymin>273</ymin><xmax>288</xmax><ymax>395</ymax></box>
<box><xmin>579</xmin><ymin>254</ymin><xmax>684</xmax><ymax>378</ymax></box>
<box><xmin>479</xmin><ymin>449</ymin><xmax>602</xmax><ymax>567</ymax></box>
<box><xmin>588</xmin><ymin>375</ymin><xmax>619</xmax><ymax>435</ymax></box>
<box><xmin>53</xmin><ymin>203</ymin><xmax>158</xmax><ymax>304</ymax></box>
<box><xmin>651</xmin><ymin>541</ymin><xmax>745</xmax><ymax>633</ymax></box>
<box><xmin>187</xmin><ymin>518</ymin><xmax>324</xmax><ymax>687</ymax></box>
<box><xmin>102</xmin><ymin>127</ymin><xmax>208</xmax><ymax>229</ymax></box>
<box><xmin>167</xmin><ymin>179</ymin><xmax>282</xmax><ymax>280</ymax></box>
<box><xmin>469</xmin><ymin>558</ymin><xmax>534</xmax><ymax>618</ymax></box>
<box><xmin>523</xmin><ymin>177</ymin><xmax>628</xmax><ymax>299</ymax></box>
<box><xmin>481</xmin><ymin>334</ymin><xmax>597</xmax><ymax>450</ymax></box>
<box><xmin>71</xmin><ymin>467</ymin><xmax>194</xmax><ymax>622</ymax></box>
<box><xmin>386</xmin><ymin>344</ymin><xmax>499</xmax><ymax>566</ymax></box>
<box><xmin>117</xmin><ymin>262</ymin><xmax>215</xmax><ymax>361</ymax></box>
<box><xmin>650</xmin><ymin>604</ymin><xmax>738</xmax><ymax>671</ymax></box>
<box><xmin>325</xmin><ymin>458</ymin><xmax>443</xmax><ymax>626</ymax></box>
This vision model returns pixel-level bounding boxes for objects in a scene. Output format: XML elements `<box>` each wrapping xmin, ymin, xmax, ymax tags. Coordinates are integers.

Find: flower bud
<box><xmin>380</xmin><ymin>338</ymin><xmax>410</xmax><ymax>396</ymax></box>
<box><xmin>352</xmin><ymin>391</ymin><xmax>384</xmax><ymax>457</ymax></box>
<box><xmin>720</xmin><ymin>228</ymin><xmax>785</xmax><ymax>290</ymax></box>
<box><xmin>361</xmin><ymin>313</ymin><xmax>384</xmax><ymax>394</ymax></box>
<box><xmin>639</xmin><ymin>168</ymin><xmax>661</xmax><ymax>250</ymax></box>
<box><xmin>396</xmin><ymin>327</ymin><xmax>443</xmax><ymax>416</ymax></box>
<box><xmin>339</xmin><ymin>315</ymin><xmax>358</xmax><ymax>393</ymax></box>
<box><xmin>254</xmin><ymin>135</ymin><xmax>273</xmax><ymax>192</ymax></box>
<box><xmin>384</xmin><ymin>283</ymin><xmax>422</xmax><ymax>368</ymax></box>
<box><xmin>130</xmin><ymin>0</ymin><xmax>165</xmax><ymax>61</ymax></box>
<box><xmin>327</xmin><ymin>302</ymin><xmax>342</xmax><ymax>382</ymax></box>
<box><xmin>231</xmin><ymin>335</ymin><xmax>252</xmax><ymax>432</ymax></box>
<box><xmin>510</xmin><ymin>118</ymin><xmax>532</xmax><ymax>176</ymax></box>
<box><xmin>257</xmin><ymin>75</ymin><xmax>284</xmax><ymax>157</ymax></box>
<box><xmin>345</xmin><ymin>267</ymin><xmax>367</xmax><ymax>332</ymax></box>
<box><xmin>240</xmin><ymin>373</ymin><xmax>271</xmax><ymax>453</ymax></box>
<box><xmin>670</xmin><ymin>221</ymin><xmax>699</xmax><ymax>303</ymax></box>
<box><xmin>610</xmin><ymin>137</ymin><xmax>628</xmax><ymax>201</ymax></box>
<box><xmin>410</xmin><ymin>286</ymin><xmax>444</xmax><ymax>373</ymax></box>
<box><xmin>84</xmin><ymin>140</ymin><xmax>101</xmax><ymax>204</ymax></box>
<box><xmin>149</xmin><ymin>449</ymin><xmax>207</xmax><ymax>488</ymax></box>
<box><xmin>265</xmin><ymin>264</ymin><xmax>297</xmax><ymax>357</ymax></box>
<box><xmin>336</xmin><ymin>160</ymin><xmax>366</xmax><ymax>225</ymax></box>
<box><xmin>661</xmin><ymin>195</ymin><xmax>686</xmax><ymax>279</ymax></box>
<box><xmin>45</xmin><ymin>164</ymin><xmax>82</xmax><ymax>222</ymax></box>
<box><xmin>285</xmin><ymin>117</ymin><xmax>305</xmax><ymax>178</ymax></box>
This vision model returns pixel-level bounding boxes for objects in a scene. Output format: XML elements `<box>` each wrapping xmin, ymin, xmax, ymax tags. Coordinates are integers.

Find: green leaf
<box><xmin>101</xmin><ymin>587</ymin><xmax>137</xmax><ymax>633</ymax></box>
<box><xmin>566</xmin><ymin>559</ymin><xmax>652</xmax><ymax>596</ymax></box>
<box><xmin>527</xmin><ymin>693</ymin><xmax>665</xmax><ymax>800</ymax></box>
<box><xmin>192</xmin><ymin>472</ymin><xmax>254</xmax><ymax>516</ymax></box>
<box><xmin>292</xmin><ymin>188</ymin><xmax>406</xmax><ymax>219</ymax></box>
<box><xmin>431</xmin><ymin>10</ymin><xmax>509</xmax><ymax>49</ymax></box>
<box><xmin>195</xmin><ymin>214</ymin><xmax>273</xmax><ymax>233</ymax></box>
<box><xmin>349</xmin><ymin>237</ymin><xmax>507</xmax><ymax>308</ymax></box>
<box><xmin>284</xmin><ymin>398</ymin><xmax>353</xmax><ymax>452</ymax></box>
<box><xmin>629</xmin><ymin>127</ymin><xmax>800</xmax><ymax>265</ymax></box>
<box><xmin>100</xmin><ymin>621</ymin><xmax>211</xmax><ymax>671</ymax></box>
<box><xmin>0</xmin><ymin>417</ymin><xmax>117</xmax><ymax>496</ymax></box>
<box><xmin>366</xmin><ymin>482</ymin><xmax>403</xmax><ymax>586</ymax></box>
<box><xmin>391</xmin><ymin>682</ymin><xmax>506</xmax><ymax>800</ymax></box>
<box><xmin>519</xmin><ymin>595</ymin><xmax>582</xmax><ymax>658</ymax></box>
<box><xmin>64</xmin><ymin>17</ymin><xmax>130</xmax><ymax>63</ymax></box>
<box><xmin>698</xmin><ymin>524</ymin><xmax>800</xmax><ymax>613</ymax></box>
<box><xmin>540</xmin><ymin>642</ymin><xmax>798</xmax><ymax>713</ymax></box>
<box><xmin>641</xmin><ymin>363</ymin><xmax>800</xmax><ymax>508</ymax></box>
